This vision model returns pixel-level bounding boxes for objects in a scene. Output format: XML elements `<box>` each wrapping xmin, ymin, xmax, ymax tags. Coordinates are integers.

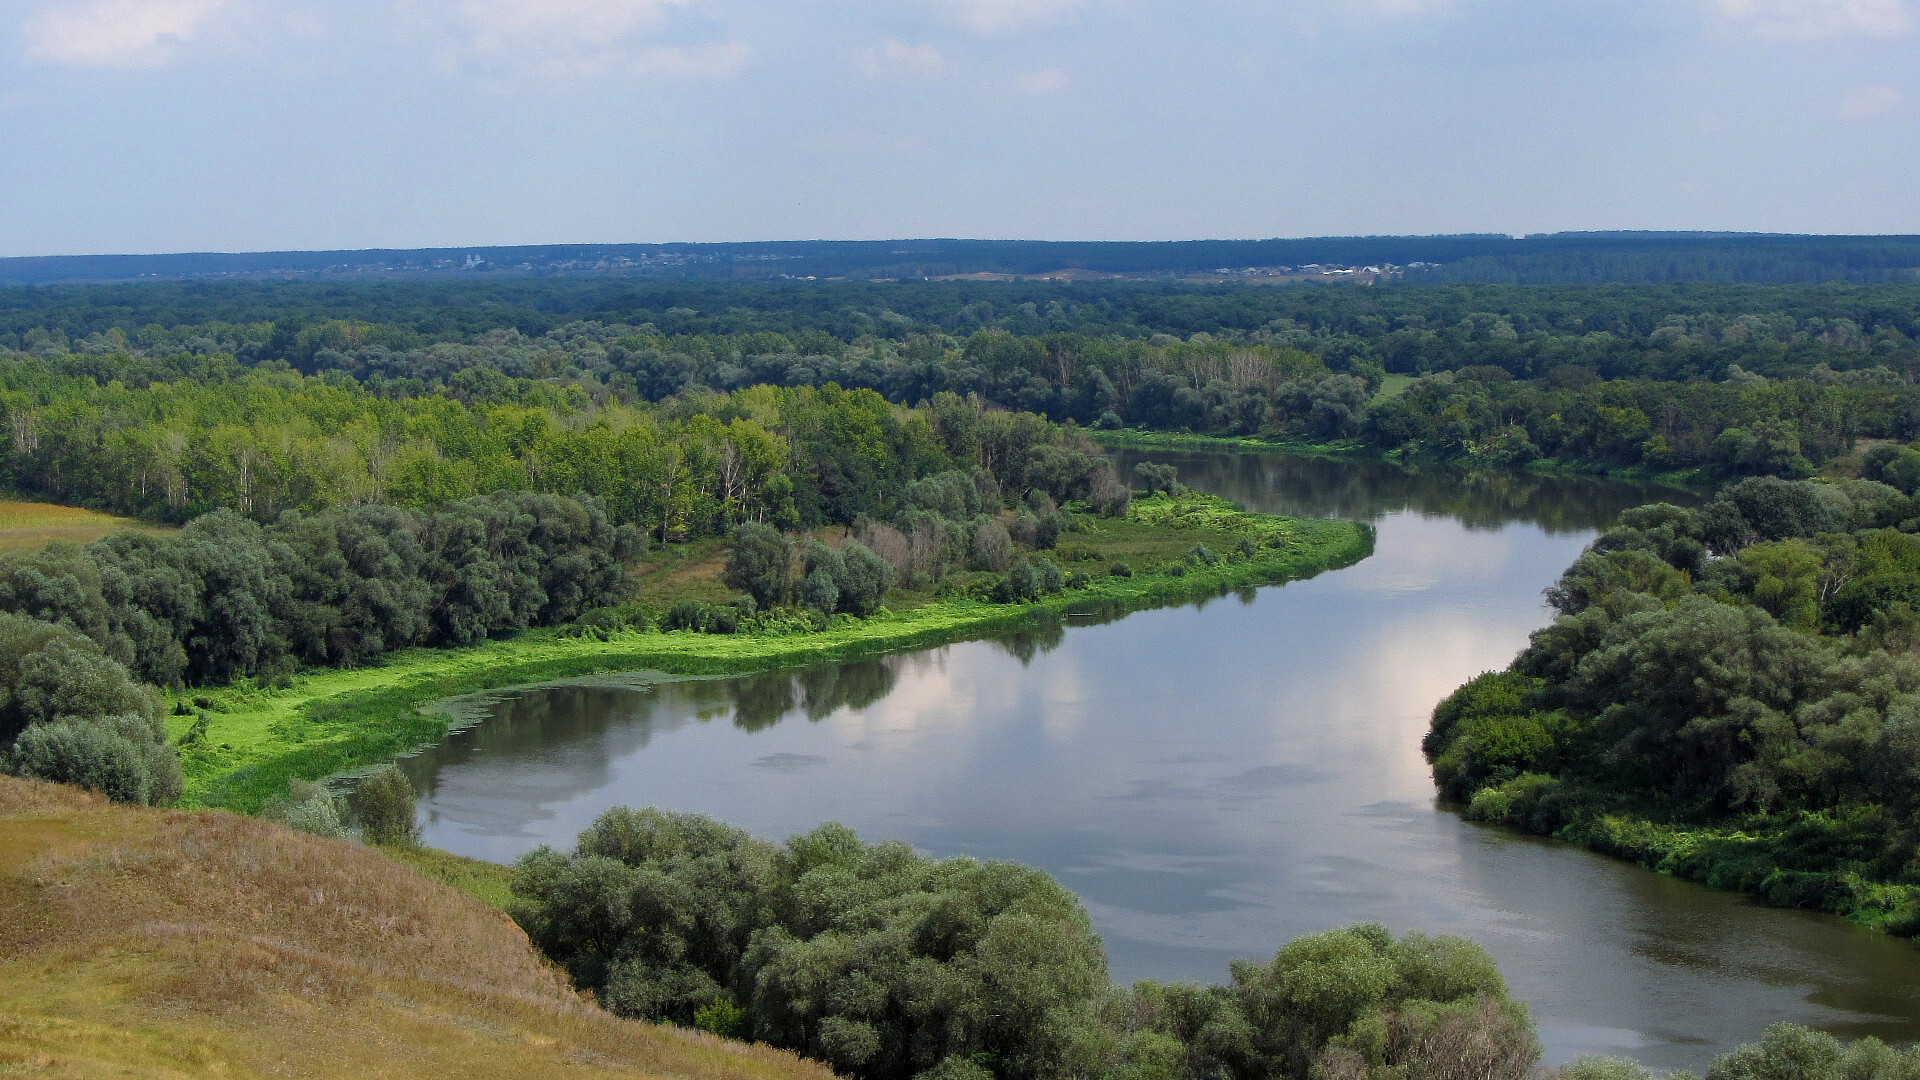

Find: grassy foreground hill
<box><xmin>0</xmin><ymin>775</ymin><xmax>837</xmax><ymax>1080</ymax></box>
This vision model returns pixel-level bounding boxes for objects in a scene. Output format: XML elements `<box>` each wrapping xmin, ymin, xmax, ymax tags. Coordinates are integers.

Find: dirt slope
<box><xmin>0</xmin><ymin>776</ymin><xmax>838</xmax><ymax>1080</ymax></box>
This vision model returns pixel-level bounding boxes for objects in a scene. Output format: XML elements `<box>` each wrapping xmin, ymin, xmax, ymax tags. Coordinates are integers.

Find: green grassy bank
<box><xmin>1459</xmin><ymin>783</ymin><xmax>1920</xmax><ymax>936</ymax></box>
<box><xmin>1088</xmin><ymin>428</ymin><xmax>1369</xmax><ymax>457</ymax></box>
<box><xmin>172</xmin><ymin>496</ymin><xmax>1372</xmax><ymax>813</ymax></box>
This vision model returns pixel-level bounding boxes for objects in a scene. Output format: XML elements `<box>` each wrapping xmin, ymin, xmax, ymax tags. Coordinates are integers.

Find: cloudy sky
<box><xmin>0</xmin><ymin>0</ymin><xmax>1914</xmax><ymax>255</ymax></box>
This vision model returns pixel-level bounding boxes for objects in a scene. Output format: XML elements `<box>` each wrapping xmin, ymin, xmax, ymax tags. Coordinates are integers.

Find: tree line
<box><xmin>0</xmin><ymin>492</ymin><xmax>642</xmax><ymax>802</ymax></box>
<box><xmin>8</xmin><ymin>277</ymin><xmax>1920</xmax><ymax>478</ymax></box>
<box><xmin>0</xmin><ymin>355</ymin><xmax>1116</xmax><ymax>534</ymax></box>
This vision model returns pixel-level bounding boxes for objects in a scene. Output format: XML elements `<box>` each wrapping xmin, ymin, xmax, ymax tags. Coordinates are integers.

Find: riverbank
<box><xmin>172</xmin><ymin>496</ymin><xmax>1372</xmax><ymax>813</ymax></box>
<box><xmin>1089</xmin><ymin>429</ymin><xmax>1713</xmax><ymax>493</ymax></box>
<box><xmin>1461</xmin><ymin>785</ymin><xmax>1920</xmax><ymax>937</ymax></box>
<box><xmin>1089</xmin><ymin>428</ymin><xmax>1368</xmax><ymax>457</ymax></box>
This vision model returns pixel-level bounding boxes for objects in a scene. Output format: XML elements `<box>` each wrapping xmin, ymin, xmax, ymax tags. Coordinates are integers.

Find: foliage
<box><xmin>9</xmin><ymin>278</ymin><xmax>1920</xmax><ymax>492</ymax></box>
<box><xmin>513</xmin><ymin>808</ymin><xmax>1536</xmax><ymax>1080</ymax></box>
<box><xmin>0</xmin><ymin>492</ymin><xmax>644</xmax><ymax>687</ymax></box>
<box><xmin>356</xmin><ymin>764</ymin><xmax>421</xmax><ymax>847</ymax></box>
<box><xmin>0</xmin><ymin>610</ymin><xmax>179</xmax><ymax>805</ymax></box>
<box><xmin>1548</xmin><ymin>1024</ymin><xmax>1920</xmax><ymax>1080</ymax></box>
<box><xmin>266</xmin><ymin>778</ymin><xmax>349</xmax><ymax>838</ymax></box>
<box><xmin>1428</xmin><ymin>474</ymin><xmax>1920</xmax><ymax>930</ymax></box>
<box><xmin>726</xmin><ymin>523</ymin><xmax>796</xmax><ymax>610</ymax></box>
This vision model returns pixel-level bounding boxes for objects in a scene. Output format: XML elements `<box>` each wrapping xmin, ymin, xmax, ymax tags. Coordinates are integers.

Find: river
<box><xmin>399</xmin><ymin>449</ymin><xmax>1920</xmax><ymax>1069</ymax></box>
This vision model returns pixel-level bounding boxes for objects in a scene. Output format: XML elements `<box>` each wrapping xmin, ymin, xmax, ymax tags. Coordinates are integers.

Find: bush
<box><xmin>1011</xmin><ymin>510</ymin><xmax>1041</xmax><ymax>547</ymax></box>
<box><xmin>1003</xmin><ymin>561</ymin><xmax>1042</xmax><ymax>603</ymax></box>
<box><xmin>664</xmin><ymin>599</ymin><xmax>710</xmax><ymax>632</ymax></box>
<box><xmin>9</xmin><ymin>720</ymin><xmax>154</xmax><ymax>805</ymax></box>
<box><xmin>1035</xmin><ymin>559</ymin><xmax>1065</xmax><ymax>594</ymax></box>
<box><xmin>265</xmin><ymin>778</ymin><xmax>349</xmax><ymax>839</ymax></box>
<box><xmin>1134</xmin><ymin>461</ymin><xmax>1180</xmax><ymax>496</ymax></box>
<box><xmin>0</xmin><ymin>614</ymin><xmax>181</xmax><ymax>805</ymax></box>
<box><xmin>1109</xmin><ymin>562</ymin><xmax>1132</xmax><ymax>578</ymax></box>
<box><xmin>836</xmin><ymin>542</ymin><xmax>896</xmax><ymax>617</ymax></box>
<box><xmin>801</xmin><ymin>568</ymin><xmax>840</xmax><ymax>615</ymax></box>
<box><xmin>693</xmin><ymin>997</ymin><xmax>750</xmax><ymax>1040</ymax></box>
<box><xmin>357</xmin><ymin>765</ymin><xmax>421</xmax><ymax>846</ymax></box>
<box><xmin>972</xmin><ymin>521</ymin><xmax>1014</xmax><ymax>572</ymax></box>
<box><xmin>724</xmin><ymin>523</ymin><xmax>794</xmax><ymax>609</ymax></box>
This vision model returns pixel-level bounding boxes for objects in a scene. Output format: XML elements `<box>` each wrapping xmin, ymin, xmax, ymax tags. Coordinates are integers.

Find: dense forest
<box><xmin>5</xmin><ymin>278</ymin><xmax>1920</xmax><ymax>487</ymax></box>
<box><xmin>4</xmin><ymin>233</ymin><xmax>1917</xmax><ymax>285</ymax></box>
<box><xmin>1424</xmin><ymin>473</ymin><xmax>1920</xmax><ymax>931</ymax></box>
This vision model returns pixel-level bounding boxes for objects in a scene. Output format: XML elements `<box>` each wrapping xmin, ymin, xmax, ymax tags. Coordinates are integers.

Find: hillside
<box><xmin>0</xmin><ymin>500</ymin><xmax>168</xmax><ymax>553</ymax></box>
<box><xmin>0</xmin><ymin>775</ymin><xmax>839</xmax><ymax>1080</ymax></box>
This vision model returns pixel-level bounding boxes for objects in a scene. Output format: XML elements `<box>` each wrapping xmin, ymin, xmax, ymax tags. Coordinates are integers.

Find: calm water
<box><xmin>402</xmin><ymin>451</ymin><xmax>1920</xmax><ymax>1069</ymax></box>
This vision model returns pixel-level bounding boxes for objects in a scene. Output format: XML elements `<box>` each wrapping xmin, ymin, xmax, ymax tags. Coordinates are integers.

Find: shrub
<box><xmin>1011</xmin><ymin>511</ymin><xmax>1041</xmax><ymax>547</ymax></box>
<box><xmin>724</xmin><ymin>523</ymin><xmax>794</xmax><ymax>609</ymax></box>
<box><xmin>664</xmin><ymin>599</ymin><xmax>710</xmax><ymax>632</ymax></box>
<box><xmin>9</xmin><ymin>720</ymin><xmax>154</xmax><ymax>805</ymax></box>
<box><xmin>801</xmin><ymin>568</ymin><xmax>840</xmax><ymax>615</ymax></box>
<box><xmin>0</xmin><ymin>611</ymin><xmax>164</xmax><ymax>745</ymax></box>
<box><xmin>357</xmin><ymin>765</ymin><xmax>421</xmax><ymax>846</ymax></box>
<box><xmin>1109</xmin><ymin>562</ymin><xmax>1133</xmax><ymax>578</ymax></box>
<box><xmin>1134</xmin><ymin>461</ymin><xmax>1180</xmax><ymax>496</ymax></box>
<box><xmin>265</xmin><ymin>778</ymin><xmax>349</xmax><ymax>839</ymax></box>
<box><xmin>973</xmin><ymin>521</ymin><xmax>1014</xmax><ymax>572</ymax></box>
<box><xmin>836</xmin><ymin>542</ymin><xmax>896</xmax><ymax>617</ymax></box>
<box><xmin>693</xmin><ymin>997</ymin><xmax>750</xmax><ymax>1040</ymax></box>
<box><xmin>1035</xmin><ymin>559</ymin><xmax>1065</xmax><ymax>594</ymax></box>
<box><xmin>1005</xmin><ymin>561</ymin><xmax>1041</xmax><ymax>602</ymax></box>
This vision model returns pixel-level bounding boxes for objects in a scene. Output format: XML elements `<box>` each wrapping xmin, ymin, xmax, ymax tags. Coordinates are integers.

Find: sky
<box><xmin>0</xmin><ymin>0</ymin><xmax>1915</xmax><ymax>255</ymax></box>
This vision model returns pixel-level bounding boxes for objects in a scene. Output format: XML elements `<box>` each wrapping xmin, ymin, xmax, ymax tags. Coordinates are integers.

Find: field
<box><xmin>0</xmin><ymin>775</ymin><xmax>838</xmax><ymax>1080</ymax></box>
<box><xmin>167</xmin><ymin>496</ymin><xmax>1374</xmax><ymax>813</ymax></box>
<box><xmin>1087</xmin><ymin>429</ymin><xmax>1369</xmax><ymax>456</ymax></box>
<box><xmin>0</xmin><ymin>499</ymin><xmax>169</xmax><ymax>552</ymax></box>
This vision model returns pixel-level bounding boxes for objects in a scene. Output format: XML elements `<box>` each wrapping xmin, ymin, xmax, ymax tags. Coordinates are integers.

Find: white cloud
<box><xmin>1013</xmin><ymin>66</ymin><xmax>1070</xmax><ymax>93</ymax></box>
<box><xmin>857</xmin><ymin>39</ymin><xmax>944</xmax><ymax>77</ymax></box>
<box><xmin>632</xmin><ymin>39</ymin><xmax>749</xmax><ymax>77</ymax></box>
<box><xmin>458</xmin><ymin>0</ymin><xmax>686</xmax><ymax>50</ymax></box>
<box><xmin>444</xmin><ymin>0</ymin><xmax>745</xmax><ymax>79</ymax></box>
<box><xmin>932</xmin><ymin>0</ymin><xmax>1086</xmax><ymax>33</ymax></box>
<box><xmin>1841</xmin><ymin>83</ymin><xmax>1905</xmax><ymax>117</ymax></box>
<box><xmin>1715</xmin><ymin>0</ymin><xmax>1911</xmax><ymax>38</ymax></box>
<box><xmin>23</xmin><ymin>0</ymin><xmax>230</xmax><ymax>67</ymax></box>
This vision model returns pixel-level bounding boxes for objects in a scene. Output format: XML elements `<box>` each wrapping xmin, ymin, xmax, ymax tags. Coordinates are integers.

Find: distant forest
<box><xmin>2</xmin><ymin>233</ymin><xmax>1919</xmax><ymax>286</ymax></box>
<box><xmin>5</xmin><ymin>277</ymin><xmax>1920</xmax><ymax>486</ymax></box>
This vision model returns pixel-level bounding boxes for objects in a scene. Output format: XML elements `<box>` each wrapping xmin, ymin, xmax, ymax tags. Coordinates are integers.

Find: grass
<box><xmin>0</xmin><ymin>499</ymin><xmax>171</xmax><ymax>553</ymax></box>
<box><xmin>168</xmin><ymin>495</ymin><xmax>1373</xmax><ymax>813</ymax></box>
<box><xmin>386</xmin><ymin>845</ymin><xmax>518</xmax><ymax>910</ymax></box>
<box><xmin>1373</xmin><ymin>374</ymin><xmax>1417</xmax><ymax>403</ymax></box>
<box><xmin>1087</xmin><ymin>429</ymin><xmax>1370</xmax><ymax>457</ymax></box>
<box><xmin>0</xmin><ymin>774</ymin><xmax>840</xmax><ymax>1080</ymax></box>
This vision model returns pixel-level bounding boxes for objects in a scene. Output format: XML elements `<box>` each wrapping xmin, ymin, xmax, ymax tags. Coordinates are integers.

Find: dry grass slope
<box><xmin>0</xmin><ymin>500</ymin><xmax>171</xmax><ymax>553</ymax></box>
<box><xmin>0</xmin><ymin>775</ymin><xmax>840</xmax><ymax>1080</ymax></box>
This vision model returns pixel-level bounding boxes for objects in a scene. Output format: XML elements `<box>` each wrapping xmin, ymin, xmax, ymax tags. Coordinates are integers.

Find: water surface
<box><xmin>404</xmin><ymin>451</ymin><xmax>1920</xmax><ymax>1069</ymax></box>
